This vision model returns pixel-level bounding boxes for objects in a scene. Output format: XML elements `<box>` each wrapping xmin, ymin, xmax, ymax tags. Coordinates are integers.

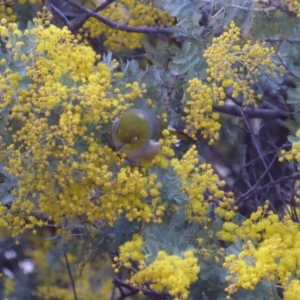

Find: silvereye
<box><xmin>111</xmin><ymin>109</ymin><xmax>165</xmax><ymax>162</ymax></box>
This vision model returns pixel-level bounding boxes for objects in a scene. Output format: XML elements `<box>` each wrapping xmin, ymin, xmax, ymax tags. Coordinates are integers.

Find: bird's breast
<box><xmin>121</xmin><ymin>139</ymin><xmax>161</xmax><ymax>162</ymax></box>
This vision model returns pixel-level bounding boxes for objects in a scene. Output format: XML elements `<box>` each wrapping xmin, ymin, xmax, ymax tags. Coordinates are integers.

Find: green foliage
<box><xmin>169</xmin><ymin>42</ymin><xmax>202</xmax><ymax>75</ymax></box>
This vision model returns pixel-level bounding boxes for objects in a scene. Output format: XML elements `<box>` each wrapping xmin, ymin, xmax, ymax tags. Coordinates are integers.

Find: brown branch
<box><xmin>227</xmin><ymin>4</ymin><xmax>276</xmax><ymax>12</ymax></box>
<box><xmin>64</xmin><ymin>252</ymin><xmax>78</xmax><ymax>300</ymax></box>
<box><xmin>234</xmin><ymin>151</ymin><xmax>279</xmax><ymax>206</ymax></box>
<box><xmin>67</xmin><ymin>0</ymin><xmax>117</xmax><ymax>32</ymax></box>
<box><xmin>263</xmin><ymin>38</ymin><xmax>300</xmax><ymax>43</ymax></box>
<box><xmin>213</xmin><ymin>104</ymin><xmax>292</xmax><ymax>119</ymax></box>
<box><xmin>200</xmin><ymin>0</ymin><xmax>292</xmax><ymax>14</ymax></box>
<box><xmin>235</xmin><ymin>172</ymin><xmax>300</xmax><ymax>205</ymax></box>
<box><xmin>0</xmin><ymin>0</ymin><xmax>16</xmax><ymax>5</ymax></box>
<box><xmin>94</xmin><ymin>0</ymin><xmax>116</xmax><ymax>10</ymax></box>
<box><xmin>110</xmin><ymin>285</ymin><xmax>118</xmax><ymax>300</ymax></box>
<box><xmin>50</xmin><ymin>4</ymin><xmax>73</xmax><ymax>28</ymax></box>
<box><xmin>113</xmin><ymin>277</ymin><xmax>169</xmax><ymax>300</ymax></box>
<box><xmin>43</xmin><ymin>0</ymin><xmax>53</xmax><ymax>13</ymax></box>
<box><xmin>268</xmin><ymin>39</ymin><xmax>300</xmax><ymax>82</ymax></box>
<box><xmin>65</xmin><ymin>0</ymin><xmax>175</xmax><ymax>35</ymax></box>
<box><xmin>239</xmin><ymin>107</ymin><xmax>274</xmax><ymax>182</ymax></box>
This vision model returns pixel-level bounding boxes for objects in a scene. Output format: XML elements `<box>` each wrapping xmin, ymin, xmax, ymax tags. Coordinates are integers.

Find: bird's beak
<box><xmin>116</xmin><ymin>142</ymin><xmax>125</xmax><ymax>151</ymax></box>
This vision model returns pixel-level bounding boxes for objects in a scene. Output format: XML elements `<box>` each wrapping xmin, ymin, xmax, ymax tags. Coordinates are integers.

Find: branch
<box><xmin>268</xmin><ymin>39</ymin><xmax>300</xmax><ymax>81</ymax></box>
<box><xmin>213</xmin><ymin>104</ymin><xmax>292</xmax><ymax>119</ymax></box>
<box><xmin>239</xmin><ymin>107</ymin><xmax>274</xmax><ymax>182</ymax></box>
<box><xmin>234</xmin><ymin>146</ymin><xmax>279</xmax><ymax>205</ymax></box>
<box><xmin>50</xmin><ymin>1</ymin><xmax>115</xmax><ymax>30</ymax></box>
<box><xmin>113</xmin><ymin>278</ymin><xmax>169</xmax><ymax>300</ymax></box>
<box><xmin>0</xmin><ymin>0</ymin><xmax>16</xmax><ymax>5</ymax></box>
<box><xmin>235</xmin><ymin>172</ymin><xmax>300</xmax><ymax>205</ymax></box>
<box><xmin>43</xmin><ymin>0</ymin><xmax>53</xmax><ymax>13</ymax></box>
<box><xmin>64</xmin><ymin>252</ymin><xmax>78</xmax><ymax>300</ymax></box>
<box><xmin>51</xmin><ymin>4</ymin><xmax>73</xmax><ymax>28</ymax></box>
<box><xmin>227</xmin><ymin>4</ymin><xmax>276</xmax><ymax>12</ymax></box>
<box><xmin>67</xmin><ymin>0</ymin><xmax>117</xmax><ymax>32</ymax></box>
<box><xmin>64</xmin><ymin>0</ymin><xmax>175</xmax><ymax>35</ymax></box>
<box><xmin>94</xmin><ymin>0</ymin><xmax>116</xmax><ymax>10</ymax></box>
<box><xmin>199</xmin><ymin>0</ymin><xmax>277</xmax><ymax>11</ymax></box>
<box><xmin>263</xmin><ymin>38</ymin><xmax>300</xmax><ymax>43</ymax></box>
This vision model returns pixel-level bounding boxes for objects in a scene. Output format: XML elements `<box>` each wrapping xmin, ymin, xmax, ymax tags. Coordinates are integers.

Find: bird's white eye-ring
<box><xmin>131</xmin><ymin>137</ymin><xmax>138</xmax><ymax>143</ymax></box>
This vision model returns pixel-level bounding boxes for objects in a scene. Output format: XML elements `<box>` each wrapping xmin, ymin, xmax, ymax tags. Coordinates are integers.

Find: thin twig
<box><xmin>288</xmin><ymin>191</ymin><xmax>299</xmax><ymax>222</ymax></box>
<box><xmin>227</xmin><ymin>4</ymin><xmax>276</xmax><ymax>12</ymax></box>
<box><xmin>113</xmin><ymin>277</ymin><xmax>169</xmax><ymax>299</ymax></box>
<box><xmin>43</xmin><ymin>0</ymin><xmax>53</xmax><ymax>13</ymax></box>
<box><xmin>234</xmin><ymin>152</ymin><xmax>280</xmax><ymax>206</ymax></box>
<box><xmin>199</xmin><ymin>0</ymin><xmax>276</xmax><ymax>11</ymax></box>
<box><xmin>268</xmin><ymin>40</ymin><xmax>300</xmax><ymax>81</ymax></box>
<box><xmin>264</xmin><ymin>38</ymin><xmax>300</xmax><ymax>43</ymax></box>
<box><xmin>213</xmin><ymin>104</ymin><xmax>292</xmax><ymax>119</ymax></box>
<box><xmin>51</xmin><ymin>4</ymin><xmax>73</xmax><ymax>28</ymax></box>
<box><xmin>239</xmin><ymin>107</ymin><xmax>274</xmax><ymax>182</ymax></box>
<box><xmin>231</xmin><ymin>122</ymin><xmax>289</xmax><ymax>150</ymax></box>
<box><xmin>0</xmin><ymin>0</ymin><xmax>16</xmax><ymax>5</ymax></box>
<box><xmin>70</xmin><ymin>0</ymin><xmax>117</xmax><ymax>32</ymax></box>
<box><xmin>236</xmin><ymin>172</ymin><xmax>300</xmax><ymax>205</ymax></box>
<box><xmin>202</xmin><ymin>0</ymin><xmax>293</xmax><ymax>14</ymax></box>
<box><xmin>65</xmin><ymin>0</ymin><xmax>175</xmax><ymax>35</ymax></box>
<box><xmin>64</xmin><ymin>252</ymin><xmax>78</xmax><ymax>300</ymax></box>
<box><xmin>110</xmin><ymin>284</ymin><xmax>118</xmax><ymax>300</ymax></box>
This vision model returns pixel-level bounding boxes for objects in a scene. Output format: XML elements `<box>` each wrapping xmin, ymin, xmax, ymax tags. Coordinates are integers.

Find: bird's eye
<box><xmin>131</xmin><ymin>137</ymin><xmax>138</xmax><ymax>143</ymax></box>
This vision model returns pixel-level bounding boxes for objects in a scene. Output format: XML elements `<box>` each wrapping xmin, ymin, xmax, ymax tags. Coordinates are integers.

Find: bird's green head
<box><xmin>114</xmin><ymin>110</ymin><xmax>151</xmax><ymax>151</ymax></box>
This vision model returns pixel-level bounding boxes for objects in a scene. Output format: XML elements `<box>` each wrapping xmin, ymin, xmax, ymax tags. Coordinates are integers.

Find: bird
<box><xmin>111</xmin><ymin>109</ymin><xmax>165</xmax><ymax>163</ymax></box>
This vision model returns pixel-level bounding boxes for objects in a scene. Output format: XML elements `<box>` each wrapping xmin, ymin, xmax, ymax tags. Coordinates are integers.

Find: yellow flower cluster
<box><xmin>0</xmin><ymin>4</ymin><xmax>16</xmax><ymax>23</ymax></box>
<box><xmin>185</xmin><ymin>78</ymin><xmax>221</xmax><ymax>143</ymax></box>
<box><xmin>284</xmin><ymin>0</ymin><xmax>300</xmax><ymax>18</ymax></box>
<box><xmin>218</xmin><ymin>202</ymin><xmax>289</xmax><ymax>242</ymax></box>
<box><xmin>148</xmin><ymin>128</ymin><xmax>176</xmax><ymax>169</ymax></box>
<box><xmin>0</xmin><ymin>0</ymin><xmax>42</xmax><ymax>23</ymax></box>
<box><xmin>214</xmin><ymin>193</ymin><xmax>237</xmax><ymax>222</ymax></box>
<box><xmin>171</xmin><ymin>146</ymin><xmax>231</xmax><ymax>223</ymax></box>
<box><xmin>280</xmin><ymin>129</ymin><xmax>300</xmax><ymax>161</ymax></box>
<box><xmin>203</xmin><ymin>21</ymin><xmax>284</xmax><ymax>106</ymax></box>
<box><xmin>113</xmin><ymin>234</ymin><xmax>144</xmax><ymax>270</ymax></box>
<box><xmin>18</xmin><ymin>0</ymin><xmax>42</xmax><ymax>4</ymax></box>
<box><xmin>223</xmin><ymin>238</ymin><xmax>287</xmax><ymax>295</ymax></box>
<box><xmin>130</xmin><ymin>250</ymin><xmax>200</xmax><ymax>300</ymax></box>
<box><xmin>0</xmin><ymin>22</ymin><xmax>23</xmax><ymax>108</ymax></box>
<box><xmin>284</xmin><ymin>280</ymin><xmax>300</xmax><ymax>300</ymax></box>
<box><xmin>0</xmin><ymin>71</ymin><xmax>22</xmax><ymax>108</ymax></box>
<box><xmin>34</xmin><ymin>26</ymin><xmax>97</xmax><ymax>80</ymax></box>
<box><xmin>0</xmin><ymin>11</ymin><xmax>165</xmax><ymax>237</ymax></box>
<box><xmin>220</xmin><ymin>203</ymin><xmax>300</xmax><ymax>297</ymax></box>
<box><xmin>114</xmin><ymin>236</ymin><xmax>200</xmax><ymax>299</ymax></box>
<box><xmin>82</xmin><ymin>0</ymin><xmax>174</xmax><ymax>51</ymax></box>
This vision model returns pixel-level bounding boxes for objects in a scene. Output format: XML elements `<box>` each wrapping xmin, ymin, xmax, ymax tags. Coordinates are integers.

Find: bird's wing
<box><xmin>111</xmin><ymin>116</ymin><xmax>120</xmax><ymax>149</ymax></box>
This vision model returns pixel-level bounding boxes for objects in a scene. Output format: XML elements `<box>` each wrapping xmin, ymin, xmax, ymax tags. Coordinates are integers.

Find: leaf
<box><xmin>1</xmin><ymin>194</ymin><xmax>14</xmax><ymax>205</ymax></box>
<box><xmin>226</xmin><ymin>237</ymin><xmax>243</xmax><ymax>255</ymax></box>
<box><xmin>0</xmin><ymin>165</ymin><xmax>16</xmax><ymax>204</ymax></box>
<box><xmin>288</xmin><ymin>135</ymin><xmax>299</xmax><ymax>144</ymax></box>
<box><xmin>163</xmin><ymin>0</ymin><xmax>195</xmax><ymax>18</ymax></box>
<box><xmin>143</xmin><ymin>41</ymin><xmax>170</xmax><ymax>65</ymax></box>
<box><xmin>102</xmin><ymin>51</ymin><xmax>113</xmax><ymax>69</ymax></box>
<box><xmin>287</xmin><ymin>86</ymin><xmax>300</xmax><ymax>104</ymax></box>
<box><xmin>169</xmin><ymin>42</ymin><xmax>202</xmax><ymax>75</ymax></box>
<box><xmin>285</xmin><ymin>119</ymin><xmax>299</xmax><ymax>134</ymax></box>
